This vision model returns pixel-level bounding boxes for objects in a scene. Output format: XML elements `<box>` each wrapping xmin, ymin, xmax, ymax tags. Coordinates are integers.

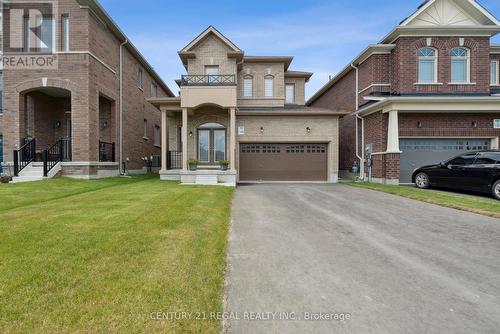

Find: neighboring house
<box><xmin>1</xmin><ymin>0</ymin><xmax>174</xmax><ymax>179</ymax></box>
<box><xmin>149</xmin><ymin>26</ymin><xmax>345</xmax><ymax>186</ymax></box>
<box><xmin>308</xmin><ymin>0</ymin><xmax>500</xmax><ymax>185</ymax></box>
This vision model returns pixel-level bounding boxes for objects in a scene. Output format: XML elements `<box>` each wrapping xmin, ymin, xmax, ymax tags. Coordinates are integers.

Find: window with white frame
<box><xmin>451</xmin><ymin>47</ymin><xmax>470</xmax><ymax>83</ymax></box>
<box><xmin>243</xmin><ymin>76</ymin><xmax>253</xmax><ymax>97</ymax></box>
<box><xmin>418</xmin><ymin>47</ymin><xmax>437</xmax><ymax>83</ymax></box>
<box><xmin>151</xmin><ymin>82</ymin><xmax>158</xmax><ymax>97</ymax></box>
<box><xmin>491</xmin><ymin>61</ymin><xmax>499</xmax><ymax>85</ymax></box>
<box><xmin>138</xmin><ymin>67</ymin><xmax>144</xmax><ymax>89</ymax></box>
<box><xmin>285</xmin><ymin>84</ymin><xmax>295</xmax><ymax>104</ymax></box>
<box><xmin>24</xmin><ymin>15</ymin><xmax>55</xmax><ymax>52</ymax></box>
<box><xmin>143</xmin><ymin>119</ymin><xmax>148</xmax><ymax>138</ymax></box>
<box><xmin>154</xmin><ymin>124</ymin><xmax>161</xmax><ymax>146</ymax></box>
<box><xmin>61</xmin><ymin>15</ymin><xmax>70</xmax><ymax>51</ymax></box>
<box><xmin>265</xmin><ymin>76</ymin><xmax>274</xmax><ymax>97</ymax></box>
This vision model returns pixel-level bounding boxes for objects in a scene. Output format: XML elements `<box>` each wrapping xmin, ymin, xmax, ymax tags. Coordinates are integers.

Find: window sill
<box><xmin>414</xmin><ymin>82</ymin><xmax>443</xmax><ymax>85</ymax></box>
<box><xmin>490</xmin><ymin>84</ymin><xmax>500</xmax><ymax>87</ymax></box>
<box><xmin>138</xmin><ymin>87</ymin><xmax>144</xmax><ymax>92</ymax></box>
<box><xmin>448</xmin><ymin>82</ymin><xmax>476</xmax><ymax>85</ymax></box>
<box><xmin>142</xmin><ymin>136</ymin><xmax>149</xmax><ymax>141</ymax></box>
<box><xmin>154</xmin><ymin>144</ymin><xmax>161</xmax><ymax>148</ymax></box>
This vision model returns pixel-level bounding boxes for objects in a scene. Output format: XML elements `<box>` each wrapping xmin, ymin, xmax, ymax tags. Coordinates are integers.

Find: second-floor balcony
<box><xmin>180</xmin><ymin>75</ymin><xmax>236</xmax><ymax>86</ymax></box>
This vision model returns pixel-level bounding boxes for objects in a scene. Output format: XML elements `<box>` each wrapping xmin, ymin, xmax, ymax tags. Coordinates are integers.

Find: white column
<box><xmin>386</xmin><ymin>110</ymin><xmax>400</xmax><ymax>153</ymax></box>
<box><xmin>182</xmin><ymin>108</ymin><xmax>188</xmax><ymax>171</ymax></box>
<box><xmin>229</xmin><ymin>107</ymin><xmax>236</xmax><ymax>172</ymax></box>
<box><xmin>160</xmin><ymin>108</ymin><xmax>168</xmax><ymax>173</ymax></box>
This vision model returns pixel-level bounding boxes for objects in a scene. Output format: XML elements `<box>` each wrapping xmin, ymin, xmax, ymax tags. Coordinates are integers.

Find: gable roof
<box><xmin>178</xmin><ymin>26</ymin><xmax>244</xmax><ymax>69</ymax></box>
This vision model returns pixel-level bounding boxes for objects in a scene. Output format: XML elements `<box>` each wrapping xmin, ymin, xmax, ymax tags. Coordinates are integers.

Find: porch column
<box><xmin>386</xmin><ymin>110</ymin><xmax>400</xmax><ymax>153</ymax></box>
<box><xmin>229</xmin><ymin>107</ymin><xmax>236</xmax><ymax>172</ymax></box>
<box><xmin>160</xmin><ymin>107</ymin><xmax>168</xmax><ymax>173</ymax></box>
<box><xmin>182</xmin><ymin>107</ymin><xmax>188</xmax><ymax>171</ymax></box>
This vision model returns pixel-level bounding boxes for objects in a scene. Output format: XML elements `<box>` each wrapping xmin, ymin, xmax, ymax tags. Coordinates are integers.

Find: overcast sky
<box><xmin>99</xmin><ymin>0</ymin><xmax>500</xmax><ymax>99</ymax></box>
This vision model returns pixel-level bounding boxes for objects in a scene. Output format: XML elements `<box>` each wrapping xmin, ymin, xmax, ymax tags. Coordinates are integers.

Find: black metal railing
<box><xmin>180</xmin><ymin>75</ymin><xmax>236</xmax><ymax>86</ymax></box>
<box><xmin>167</xmin><ymin>151</ymin><xmax>182</xmax><ymax>170</ymax></box>
<box><xmin>13</xmin><ymin>138</ymin><xmax>36</xmax><ymax>176</ymax></box>
<box><xmin>99</xmin><ymin>141</ymin><xmax>116</xmax><ymax>162</ymax></box>
<box><xmin>42</xmin><ymin>139</ymin><xmax>63</xmax><ymax>177</ymax></box>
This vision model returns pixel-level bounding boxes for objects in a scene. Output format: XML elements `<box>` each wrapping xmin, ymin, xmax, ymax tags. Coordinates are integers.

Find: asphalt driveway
<box><xmin>224</xmin><ymin>184</ymin><xmax>500</xmax><ymax>334</ymax></box>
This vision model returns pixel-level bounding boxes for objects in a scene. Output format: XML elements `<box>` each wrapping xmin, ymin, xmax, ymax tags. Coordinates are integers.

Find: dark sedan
<box><xmin>412</xmin><ymin>151</ymin><xmax>500</xmax><ymax>200</ymax></box>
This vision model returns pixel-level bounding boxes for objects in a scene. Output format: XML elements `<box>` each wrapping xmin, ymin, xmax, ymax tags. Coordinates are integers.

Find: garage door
<box><xmin>239</xmin><ymin>143</ymin><xmax>328</xmax><ymax>182</ymax></box>
<box><xmin>399</xmin><ymin>139</ymin><xmax>491</xmax><ymax>183</ymax></box>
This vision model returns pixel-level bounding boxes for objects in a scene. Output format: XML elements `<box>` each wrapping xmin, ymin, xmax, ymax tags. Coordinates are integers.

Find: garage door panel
<box><xmin>399</xmin><ymin>139</ymin><xmax>491</xmax><ymax>184</ymax></box>
<box><xmin>239</xmin><ymin>143</ymin><xmax>327</xmax><ymax>182</ymax></box>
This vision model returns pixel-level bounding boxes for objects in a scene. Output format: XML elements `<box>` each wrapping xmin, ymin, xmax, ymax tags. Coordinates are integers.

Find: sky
<box><xmin>99</xmin><ymin>0</ymin><xmax>500</xmax><ymax>100</ymax></box>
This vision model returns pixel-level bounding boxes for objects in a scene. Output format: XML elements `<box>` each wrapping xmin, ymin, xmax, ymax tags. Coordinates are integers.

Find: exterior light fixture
<box><xmin>55</xmin><ymin>121</ymin><xmax>61</xmax><ymax>128</ymax></box>
<box><xmin>306</xmin><ymin>127</ymin><xmax>311</xmax><ymax>134</ymax></box>
<box><xmin>417</xmin><ymin>121</ymin><xmax>422</xmax><ymax>128</ymax></box>
<box><xmin>189</xmin><ymin>131</ymin><xmax>193</xmax><ymax>137</ymax></box>
<box><xmin>260</xmin><ymin>127</ymin><xmax>264</xmax><ymax>134</ymax></box>
<box><xmin>472</xmin><ymin>121</ymin><xmax>478</xmax><ymax>128</ymax></box>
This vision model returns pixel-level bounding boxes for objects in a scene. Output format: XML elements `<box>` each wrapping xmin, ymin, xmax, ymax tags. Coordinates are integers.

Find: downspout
<box><xmin>351</xmin><ymin>63</ymin><xmax>365</xmax><ymax>180</ymax></box>
<box><xmin>119</xmin><ymin>39</ymin><xmax>128</xmax><ymax>175</ymax></box>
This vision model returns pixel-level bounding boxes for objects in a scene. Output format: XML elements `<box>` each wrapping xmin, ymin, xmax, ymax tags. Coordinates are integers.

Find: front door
<box><xmin>197</xmin><ymin>123</ymin><xmax>226</xmax><ymax>165</ymax></box>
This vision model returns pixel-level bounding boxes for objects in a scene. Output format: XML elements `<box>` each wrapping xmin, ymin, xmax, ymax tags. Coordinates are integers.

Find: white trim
<box><xmin>447</xmin><ymin>82</ymin><xmax>476</xmax><ymax>85</ymax></box>
<box><xmin>418</xmin><ymin>47</ymin><xmax>438</xmax><ymax>84</ymax></box>
<box><xmin>450</xmin><ymin>47</ymin><xmax>471</xmax><ymax>84</ymax></box>
<box><xmin>414</xmin><ymin>82</ymin><xmax>443</xmax><ymax>85</ymax></box>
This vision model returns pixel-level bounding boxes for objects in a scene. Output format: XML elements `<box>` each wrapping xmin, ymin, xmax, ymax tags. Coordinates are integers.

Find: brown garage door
<box><xmin>239</xmin><ymin>143</ymin><xmax>328</xmax><ymax>182</ymax></box>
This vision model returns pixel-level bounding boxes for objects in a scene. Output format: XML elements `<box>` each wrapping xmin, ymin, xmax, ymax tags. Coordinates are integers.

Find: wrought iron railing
<box><xmin>167</xmin><ymin>151</ymin><xmax>182</xmax><ymax>170</ymax></box>
<box><xmin>99</xmin><ymin>141</ymin><xmax>116</xmax><ymax>162</ymax></box>
<box><xmin>13</xmin><ymin>138</ymin><xmax>36</xmax><ymax>176</ymax></box>
<box><xmin>42</xmin><ymin>139</ymin><xmax>65</xmax><ymax>177</ymax></box>
<box><xmin>180</xmin><ymin>75</ymin><xmax>236</xmax><ymax>86</ymax></box>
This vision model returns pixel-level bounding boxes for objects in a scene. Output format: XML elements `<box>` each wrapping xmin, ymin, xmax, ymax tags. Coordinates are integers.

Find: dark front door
<box><xmin>239</xmin><ymin>143</ymin><xmax>328</xmax><ymax>182</ymax></box>
<box><xmin>197</xmin><ymin>127</ymin><xmax>226</xmax><ymax>165</ymax></box>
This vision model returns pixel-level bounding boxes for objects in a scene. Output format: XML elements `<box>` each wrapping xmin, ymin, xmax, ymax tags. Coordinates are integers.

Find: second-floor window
<box><xmin>243</xmin><ymin>76</ymin><xmax>253</xmax><ymax>97</ymax></box>
<box><xmin>138</xmin><ymin>67</ymin><xmax>144</xmax><ymax>89</ymax></box>
<box><xmin>285</xmin><ymin>84</ymin><xmax>295</xmax><ymax>104</ymax></box>
<box><xmin>24</xmin><ymin>15</ymin><xmax>55</xmax><ymax>52</ymax></box>
<box><xmin>61</xmin><ymin>15</ymin><xmax>70</xmax><ymax>51</ymax></box>
<box><xmin>451</xmin><ymin>47</ymin><xmax>470</xmax><ymax>83</ymax></box>
<box><xmin>265</xmin><ymin>76</ymin><xmax>274</xmax><ymax>97</ymax></box>
<box><xmin>154</xmin><ymin>124</ymin><xmax>161</xmax><ymax>146</ymax></box>
<box><xmin>143</xmin><ymin>119</ymin><xmax>148</xmax><ymax>138</ymax></box>
<box><xmin>0</xmin><ymin>71</ymin><xmax>3</xmax><ymax>112</ymax></box>
<box><xmin>205</xmin><ymin>66</ymin><xmax>219</xmax><ymax>84</ymax></box>
<box><xmin>151</xmin><ymin>82</ymin><xmax>158</xmax><ymax>97</ymax></box>
<box><xmin>418</xmin><ymin>47</ymin><xmax>437</xmax><ymax>83</ymax></box>
<box><xmin>491</xmin><ymin>61</ymin><xmax>499</xmax><ymax>85</ymax></box>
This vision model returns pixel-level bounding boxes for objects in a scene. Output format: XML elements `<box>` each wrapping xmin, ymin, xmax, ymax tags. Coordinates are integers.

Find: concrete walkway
<box><xmin>225</xmin><ymin>184</ymin><xmax>500</xmax><ymax>334</ymax></box>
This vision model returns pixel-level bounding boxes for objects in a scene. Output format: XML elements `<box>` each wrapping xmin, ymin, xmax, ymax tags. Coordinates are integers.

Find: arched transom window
<box><xmin>418</xmin><ymin>47</ymin><xmax>437</xmax><ymax>83</ymax></box>
<box><xmin>450</xmin><ymin>47</ymin><xmax>470</xmax><ymax>83</ymax></box>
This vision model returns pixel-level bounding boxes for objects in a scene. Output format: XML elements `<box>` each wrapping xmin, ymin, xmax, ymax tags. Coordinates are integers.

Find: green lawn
<box><xmin>346</xmin><ymin>181</ymin><xmax>500</xmax><ymax>218</ymax></box>
<box><xmin>0</xmin><ymin>175</ymin><xmax>234</xmax><ymax>333</ymax></box>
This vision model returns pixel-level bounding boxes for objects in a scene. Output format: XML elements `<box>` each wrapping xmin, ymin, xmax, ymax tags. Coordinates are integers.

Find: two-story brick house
<box><xmin>308</xmin><ymin>0</ymin><xmax>500</xmax><ymax>185</ymax></box>
<box><xmin>149</xmin><ymin>26</ymin><xmax>346</xmax><ymax>186</ymax></box>
<box><xmin>1</xmin><ymin>0</ymin><xmax>174</xmax><ymax>180</ymax></box>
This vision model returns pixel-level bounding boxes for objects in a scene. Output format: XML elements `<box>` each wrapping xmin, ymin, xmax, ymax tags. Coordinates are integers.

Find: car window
<box><xmin>474</xmin><ymin>153</ymin><xmax>500</xmax><ymax>165</ymax></box>
<box><xmin>448</xmin><ymin>153</ymin><xmax>477</xmax><ymax>165</ymax></box>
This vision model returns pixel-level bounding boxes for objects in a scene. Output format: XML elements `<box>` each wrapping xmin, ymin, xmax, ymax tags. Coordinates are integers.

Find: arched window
<box><xmin>418</xmin><ymin>47</ymin><xmax>437</xmax><ymax>83</ymax></box>
<box><xmin>451</xmin><ymin>47</ymin><xmax>470</xmax><ymax>83</ymax></box>
<box><xmin>243</xmin><ymin>75</ymin><xmax>253</xmax><ymax>97</ymax></box>
<box><xmin>264</xmin><ymin>75</ymin><xmax>274</xmax><ymax>97</ymax></box>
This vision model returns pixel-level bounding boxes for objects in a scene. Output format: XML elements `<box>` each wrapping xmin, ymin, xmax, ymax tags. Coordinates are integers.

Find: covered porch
<box><xmin>149</xmin><ymin>97</ymin><xmax>237</xmax><ymax>186</ymax></box>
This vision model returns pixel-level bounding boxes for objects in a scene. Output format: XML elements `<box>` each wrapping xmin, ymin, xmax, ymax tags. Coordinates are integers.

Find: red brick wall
<box><xmin>399</xmin><ymin>113</ymin><xmax>500</xmax><ymax>138</ymax></box>
<box><xmin>391</xmin><ymin>37</ymin><xmax>491</xmax><ymax>95</ymax></box>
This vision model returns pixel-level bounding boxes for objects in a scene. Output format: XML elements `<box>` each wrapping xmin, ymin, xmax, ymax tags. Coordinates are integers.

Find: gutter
<box><xmin>351</xmin><ymin>63</ymin><xmax>365</xmax><ymax>180</ymax></box>
<box><xmin>119</xmin><ymin>39</ymin><xmax>128</xmax><ymax>175</ymax></box>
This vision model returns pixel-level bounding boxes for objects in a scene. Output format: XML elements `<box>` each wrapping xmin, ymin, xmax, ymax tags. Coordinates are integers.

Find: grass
<box><xmin>0</xmin><ymin>175</ymin><xmax>234</xmax><ymax>333</ymax></box>
<box><xmin>346</xmin><ymin>181</ymin><xmax>500</xmax><ymax>218</ymax></box>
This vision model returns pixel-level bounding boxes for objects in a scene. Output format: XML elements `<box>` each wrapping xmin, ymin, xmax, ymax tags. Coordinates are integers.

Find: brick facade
<box><xmin>1</xmin><ymin>0</ymin><xmax>173</xmax><ymax>177</ymax></box>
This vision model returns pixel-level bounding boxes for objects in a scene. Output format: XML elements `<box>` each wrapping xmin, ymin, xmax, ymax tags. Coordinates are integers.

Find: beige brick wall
<box><xmin>237</xmin><ymin>63</ymin><xmax>285</xmax><ymax>106</ymax></box>
<box><xmin>235</xmin><ymin>115</ymin><xmax>340</xmax><ymax>180</ymax></box>
<box><xmin>187</xmin><ymin>36</ymin><xmax>237</xmax><ymax>76</ymax></box>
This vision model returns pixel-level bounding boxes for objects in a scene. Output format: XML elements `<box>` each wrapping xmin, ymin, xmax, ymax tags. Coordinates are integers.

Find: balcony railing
<box><xmin>180</xmin><ymin>75</ymin><xmax>236</xmax><ymax>86</ymax></box>
<box><xmin>99</xmin><ymin>141</ymin><xmax>116</xmax><ymax>162</ymax></box>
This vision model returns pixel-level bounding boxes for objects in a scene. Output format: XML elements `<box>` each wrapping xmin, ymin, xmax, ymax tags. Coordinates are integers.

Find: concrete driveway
<box><xmin>224</xmin><ymin>184</ymin><xmax>500</xmax><ymax>334</ymax></box>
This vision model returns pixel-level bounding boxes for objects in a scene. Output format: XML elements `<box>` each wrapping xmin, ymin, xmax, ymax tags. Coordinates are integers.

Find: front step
<box><xmin>11</xmin><ymin>176</ymin><xmax>46</xmax><ymax>183</ymax></box>
<box><xmin>195</xmin><ymin>174</ymin><xmax>218</xmax><ymax>185</ymax></box>
<box><xmin>12</xmin><ymin>162</ymin><xmax>61</xmax><ymax>183</ymax></box>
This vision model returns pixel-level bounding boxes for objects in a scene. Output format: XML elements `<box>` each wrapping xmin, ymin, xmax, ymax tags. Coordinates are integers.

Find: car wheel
<box><xmin>415</xmin><ymin>172</ymin><xmax>430</xmax><ymax>189</ymax></box>
<box><xmin>492</xmin><ymin>180</ymin><xmax>500</xmax><ymax>200</ymax></box>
